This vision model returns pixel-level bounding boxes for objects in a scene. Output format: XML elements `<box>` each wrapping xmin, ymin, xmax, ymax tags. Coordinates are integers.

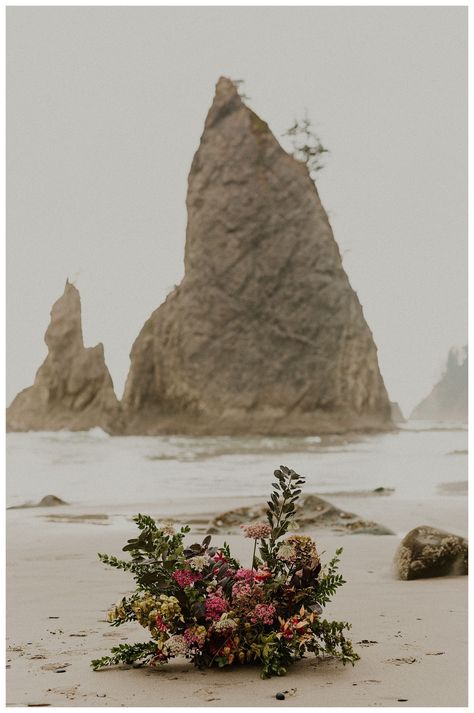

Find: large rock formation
<box><xmin>410</xmin><ymin>346</ymin><xmax>467</xmax><ymax>422</ymax></box>
<box><xmin>7</xmin><ymin>281</ymin><xmax>121</xmax><ymax>433</ymax></box>
<box><xmin>394</xmin><ymin>526</ymin><xmax>468</xmax><ymax>580</ymax></box>
<box><xmin>122</xmin><ymin>77</ymin><xmax>392</xmax><ymax>435</ymax></box>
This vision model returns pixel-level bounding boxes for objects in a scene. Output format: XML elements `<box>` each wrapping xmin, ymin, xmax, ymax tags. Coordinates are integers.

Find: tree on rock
<box><xmin>283</xmin><ymin>114</ymin><xmax>329</xmax><ymax>177</ymax></box>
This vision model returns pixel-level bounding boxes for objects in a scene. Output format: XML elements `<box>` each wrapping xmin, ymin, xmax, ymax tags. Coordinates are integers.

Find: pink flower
<box><xmin>204</xmin><ymin>595</ymin><xmax>228</xmax><ymax>621</ymax></box>
<box><xmin>172</xmin><ymin>569</ymin><xmax>202</xmax><ymax>588</ymax></box>
<box><xmin>250</xmin><ymin>603</ymin><xmax>276</xmax><ymax>625</ymax></box>
<box><xmin>213</xmin><ymin>551</ymin><xmax>227</xmax><ymax>562</ymax></box>
<box><xmin>231</xmin><ymin>580</ymin><xmax>263</xmax><ymax>608</ymax></box>
<box><xmin>241</xmin><ymin>522</ymin><xmax>272</xmax><ymax>539</ymax></box>
<box><xmin>184</xmin><ymin>625</ymin><xmax>207</xmax><ymax>648</ymax></box>
<box><xmin>232</xmin><ymin>581</ymin><xmax>253</xmax><ymax>602</ymax></box>
<box><xmin>155</xmin><ymin>614</ymin><xmax>167</xmax><ymax>632</ymax></box>
<box><xmin>234</xmin><ymin>567</ymin><xmax>272</xmax><ymax>583</ymax></box>
<box><xmin>235</xmin><ymin>568</ymin><xmax>255</xmax><ymax>581</ymax></box>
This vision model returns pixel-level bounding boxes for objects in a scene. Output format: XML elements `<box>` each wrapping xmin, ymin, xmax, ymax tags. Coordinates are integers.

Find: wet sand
<box><xmin>6</xmin><ymin>491</ymin><xmax>468</xmax><ymax>707</ymax></box>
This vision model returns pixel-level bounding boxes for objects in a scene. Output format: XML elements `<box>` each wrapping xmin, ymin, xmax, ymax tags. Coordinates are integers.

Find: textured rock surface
<box><xmin>394</xmin><ymin>526</ymin><xmax>468</xmax><ymax>580</ymax></box>
<box><xmin>207</xmin><ymin>493</ymin><xmax>394</xmax><ymax>536</ymax></box>
<box><xmin>7</xmin><ymin>281</ymin><xmax>121</xmax><ymax>433</ymax></box>
<box><xmin>410</xmin><ymin>347</ymin><xmax>467</xmax><ymax>422</ymax></box>
<box><xmin>123</xmin><ymin>78</ymin><xmax>391</xmax><ymax>435</ymax></box>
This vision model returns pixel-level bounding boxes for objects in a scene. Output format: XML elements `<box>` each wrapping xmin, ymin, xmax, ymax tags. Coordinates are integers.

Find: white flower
<box><xmin>189</xmin><ymin>554</ymin><xmax>211</xmax><ymax>571</ymax></box>
<box><xmin>162</xmin><ymin>520</ymin><xmax>176</xmax><ymax>536</ymax></box>
<box><xmin>212</xmin><ymin>617</ymin><xmax>238</xmax><ymax>633</ymax></box>
<box><xmin>277</xmin><ymin>542</ymin><xmax>297</xmax><ymax>562</ymax></box>
<box><xmin>164</xmin><ymin>635</ymin><xmax>189</xmax><ymax>657</ymax></box>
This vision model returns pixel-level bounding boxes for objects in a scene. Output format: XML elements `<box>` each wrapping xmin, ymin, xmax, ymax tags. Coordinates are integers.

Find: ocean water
<box><xmin>6</xmin><ymin>422</ymin><xmax>467</xmax><ymax>509</ymax></box>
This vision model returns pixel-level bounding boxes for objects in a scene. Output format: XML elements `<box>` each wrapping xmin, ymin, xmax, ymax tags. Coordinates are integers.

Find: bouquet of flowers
<box><xmin>92</xmin><ymin>466</ymin><xmax>359</xmax><ymax>678</ymax></box>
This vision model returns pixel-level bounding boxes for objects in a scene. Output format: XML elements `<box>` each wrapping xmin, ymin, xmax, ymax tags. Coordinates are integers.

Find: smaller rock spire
<box><xmin>45</xmin><ymin>280</ymin><xmax>83</xmax><ymax>353</ymax></box>
<box><xmin>7</xmin><ymin>282</ymin><xmax>121</xmax><ymax>434</ymax></box>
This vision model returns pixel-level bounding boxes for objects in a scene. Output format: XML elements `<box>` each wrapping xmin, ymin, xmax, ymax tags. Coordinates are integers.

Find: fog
<box><xmin>6</xmin><ymin>6</ymin><xmax>467</xmax><ymax>415</ymax></box>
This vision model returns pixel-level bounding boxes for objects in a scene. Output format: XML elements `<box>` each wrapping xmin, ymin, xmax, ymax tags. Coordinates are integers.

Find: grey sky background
<box><xmin>7</xmin><ymin>6</ymin><xmax>467</xmax><ymax>416</ymax></box>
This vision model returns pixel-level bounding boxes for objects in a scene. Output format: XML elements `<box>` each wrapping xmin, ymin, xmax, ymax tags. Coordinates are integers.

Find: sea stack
<box><xmin>390</xmin><ymin>402</ymin><xmax>406</xmax><ymax>424</ymax></box>
<box><xmin>7</xmin><ymin>281</ymin><xmax>121</xmax><ymax>433</ymax></box>
<box><xmin>410</xmin><ymin>346</ymin><xmax>468</xmax><ymax>423</ymax></box>
<box><xmin>122</xmin><ymin>77</ymin><xmax>392</xmax><ymax>435</ymax></box>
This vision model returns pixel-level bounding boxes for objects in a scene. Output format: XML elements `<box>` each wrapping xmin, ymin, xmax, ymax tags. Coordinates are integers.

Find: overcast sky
<box><xmin>6</xmin><ymin>6</ymin><xmax>467</xmax><ymax>416</ymax></box>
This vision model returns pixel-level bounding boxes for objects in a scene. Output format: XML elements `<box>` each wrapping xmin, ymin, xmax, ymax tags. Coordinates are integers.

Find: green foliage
<box><xmin>315</xmin><ymin>547</ymin><xmax>347</xmax><ymax>606</ymax></box>
<box><xmin>254</xmin><ymin>633</ymin><xmax>289</xmax><ymax>679</ymax></box>
<box><xmin>101</xmin><ymin>516</ymin><xmax>192</xmax><ymax>596</ymax></box>
<box><xmin>307</xmin><ymin>619</ymin><xmax>360</xmax><ymax>666</ymax></box>
<box><xmin>232</xmin><ymin>78</ymin><xmax>250</xmax><ymax>101</ymax></box>
<box><xmin>91</xmin><ymin>642</ymin><xmax>157</xmax><ymax>671</ymax></box>
<box><xmin>97</xmin><ymin>553</ymin><xmax>134</xmax><ymax>572</ymax></box>
<box><xmin>259</xmin><ymin>465</ymin><xmax>306</xmax><ymax>568</ymax></box>
<box><xmin>283</xmin><ymin>114</ymin><xmax>329</xmax><ymax>177</ymax></box>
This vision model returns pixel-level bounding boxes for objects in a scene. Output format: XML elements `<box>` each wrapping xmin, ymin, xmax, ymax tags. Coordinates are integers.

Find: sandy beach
<box><xmin>6</xmin><ymin>490</ymin><xmax>467</xmax><ymax>707</ymax></box>
<box><xmin>6</xmin><ymin>5</ymin><xmax>468</xmax><ymax>707</ymax></box>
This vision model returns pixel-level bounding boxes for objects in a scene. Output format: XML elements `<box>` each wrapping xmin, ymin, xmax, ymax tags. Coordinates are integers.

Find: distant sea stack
<box><xmin>7</xmin><ymin>281</ymin><xmax>121</xmax><ymax>434</ymax></box>
<box><xmin>122</xmin><ymin>77</ymin><xmax>392</xmax><ymax>436</ymax></box>
<box><xmin>390</xmin><ymin>402</ymin><xmax>406</xmax><ymax>424</ymax></box>
<box><xmin>410</xmin><ymin>347</ymin><xmax>468</xmax><ymax>423</ymax></box>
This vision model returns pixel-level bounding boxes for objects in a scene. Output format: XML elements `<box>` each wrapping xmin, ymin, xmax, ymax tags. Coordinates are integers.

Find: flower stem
<box><xmin>252</xmin><ymin>539</ymin><xmax>257</xmax><ymax>570</ymax></box>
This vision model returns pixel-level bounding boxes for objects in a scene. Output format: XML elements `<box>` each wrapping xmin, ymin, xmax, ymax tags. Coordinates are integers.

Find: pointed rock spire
<box><xmin>122</xmin><ymin>77</ymin><xmax>392</xmax><ymax>435</ymax></box>
<box><xmin>7</xmin><ymin>282</ymin><xmax>121</xmax><ymax>433</ymax></box>
<box><xmin>44</xmin><ymin>280</ymin><xmax>83</xmax><ymax>353</ymax></box>
<box><xmin>203</xmin><ymin>76</ymin><xmax>244</xmax><ymax>130</ymax></box>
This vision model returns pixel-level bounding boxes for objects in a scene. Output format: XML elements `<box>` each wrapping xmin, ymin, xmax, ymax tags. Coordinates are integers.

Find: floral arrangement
<box><xmin>92</xmin><ymin>466</ymin><xmax>359</xmax><ymax>678</ymax></box>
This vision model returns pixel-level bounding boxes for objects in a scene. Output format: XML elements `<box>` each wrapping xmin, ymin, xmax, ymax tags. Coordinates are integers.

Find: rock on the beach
<box><xmin>207</xmin><ymin>492</ymin><xmax>394</xmax><ymax>535</ymax></box>
<box><xmin>37</xmin><ymin>495</ymin><xmax>68</xmax><ymax>507</ymax></box>
<box><xmin>122</xmin><ymin>76</ymin><xmax>392</xmax><ymax>436</ymax></box>
<box><xmin>395</xmin><ymin>526</ymin><xmax>468</xmax><ymax>580</ymax></box>
<box><xmin>7</xmin><ymin>494</ymin><xmax>69</xmax><ymax>510</ymax></box>
<box><xmin>7</xmin><ymin>281</ymin><xmax>121</xmax><ymax>434</ymax></box>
